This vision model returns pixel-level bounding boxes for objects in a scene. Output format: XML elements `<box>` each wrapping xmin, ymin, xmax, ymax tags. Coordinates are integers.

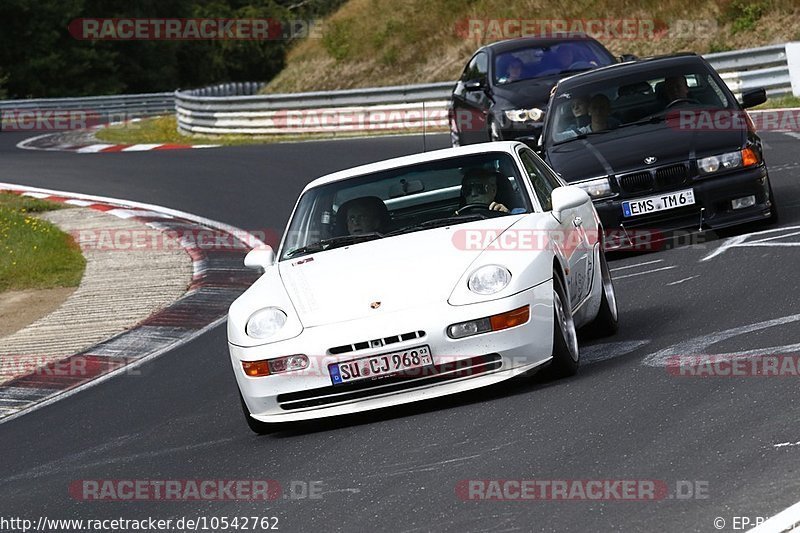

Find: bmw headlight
<box><xmin>504</xmin><ymin>108</ymin><xmax>544</xmax><ymax>122</ymax></box>
<box><xmin>246</xmin><ymin>307</ymin><xmax>287</xmax><ymax>339</ymax></box>
<box><xmin>574</xmin><ymin>177</ymin><xmax>613</xmax><ymax>199</ymax></box>
<box><xmin>468</xmin><ymin>265</ymin><xmax>512</xmax><ymax>295</ymax></box>
<box><xmin>698</xmin><ymin>150</ymin><xmax>747</xmax><ymax>175</ymax></box>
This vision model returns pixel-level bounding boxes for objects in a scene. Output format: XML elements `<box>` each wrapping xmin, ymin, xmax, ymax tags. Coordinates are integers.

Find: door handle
<box><xmin>573</xmin><ymin>216</ymin><xmax>583</xmax><ymax>228</ymax></box>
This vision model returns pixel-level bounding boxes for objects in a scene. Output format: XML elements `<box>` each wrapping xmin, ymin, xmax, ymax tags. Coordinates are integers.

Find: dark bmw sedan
<box><xmin>448</xmin><ymin>35</ymin><xmax>619</xmax><ymax>147</ymax></box>
<box><xmin>540</xmin><ymin>54</ymin><xmax>777</xmax><ymax>249</ymax></box>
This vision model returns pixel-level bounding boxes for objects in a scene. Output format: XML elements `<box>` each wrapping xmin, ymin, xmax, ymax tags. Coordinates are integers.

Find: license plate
<box><xmin>329</xmin><ymin>345</ymin><xmax>433</xmax><ymax>386</ymax></box>
<box><xmin>622</xmin><ymin>189</ymin><xmax>695</xmax><ymax>217</ymax></box>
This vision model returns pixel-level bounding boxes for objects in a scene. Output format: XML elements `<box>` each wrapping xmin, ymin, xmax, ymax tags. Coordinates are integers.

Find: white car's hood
<box><xmin>278</xmin><ymin>217</ymin><xmax>522</xmax><ymax>327</ymax></box>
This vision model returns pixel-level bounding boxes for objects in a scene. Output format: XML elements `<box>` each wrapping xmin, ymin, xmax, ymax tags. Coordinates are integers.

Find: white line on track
<box><xmin>614</xmin><ymin>266</ymin><xmax>676</xmax><ymax>280</ymax></box>
<box><xmin>773</xmin><ymin>441</ymin><xmax>800</xmax><ymax>448</ymax></box>
<box><xmin>667</xmin><ymin>275</ymin><xmax>698</xmax><ymax>286</ymax></box>
<box><xmin>610</xmin><ymin>259</ymin><xmax>663</xmax><ymax>272</ymax></box>
<box><xmin>748</xmin><ymin>499</ymin><xmax>800</xmax><ymax>532</ymax></box>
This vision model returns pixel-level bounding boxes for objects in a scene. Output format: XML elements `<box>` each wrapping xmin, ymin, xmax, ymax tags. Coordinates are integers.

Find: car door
<box><xmin>451</xmin><ymin>51</ymin><xmax>491</xmax><ymax>145</ymax></box>
<box><xmin>518</xmin><ymin>147</ymin><xmax>591</xmax><ymax>309</ymax></box>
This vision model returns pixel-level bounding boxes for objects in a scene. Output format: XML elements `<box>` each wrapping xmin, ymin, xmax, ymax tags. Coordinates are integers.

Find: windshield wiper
<box><xmin>553</xmin><ymin>129</ymin><xmax>610</xmax><ymax>145</ymax></box>
<box><xmin>557</xmin><ymin>66</ymin><xmax>594</xmax><ymax>76</ymax></box>
<box><xmin>618</xmin><ymin>113</ymin><xmax>668</xmax><ymax>128</ymax></box>
<box><xmin>385</xmin><ymin>214</ymin><xmax>486</xmax><ymax>237</ymax></box>
<box><xmin>284</xmin><ymin>232</ymin><xmax>384</xmax><ymax>258</ymax></box>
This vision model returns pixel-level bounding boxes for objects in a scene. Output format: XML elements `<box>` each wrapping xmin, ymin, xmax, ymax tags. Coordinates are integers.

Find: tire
<box><xmin>767</xmin><ymin>181</ymin><xmax>779</xmax><ymax>225</ymax></box>
<box><xmin>585</xmin><ymin>249</ymin><xmax>619</xmax><ymax>337</ymax></box>
<box><xmin>240</xmin><ymin>392</ymin><xmax>276</xmax><ymax>435</ymax></box>
<box><xmin>449</xmin><ymin>114</ymin><xmax>461</xmax><ymax>147</ymax></box>
<box><xmin>547</xmin><ymin>274</ymin><xmax>580</xmax><ymax>378</ymax></box>
<box><xmin>489</xmin><ymin>118</ymin><xmax>502</xmax><ymax>142</ymax></box>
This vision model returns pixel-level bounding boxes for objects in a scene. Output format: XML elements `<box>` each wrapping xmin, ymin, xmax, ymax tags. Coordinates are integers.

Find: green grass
<box><xmin>95</xmin><ymin>115</ymin><xmax>447</xmax><ymax>146</ymax></box>
<box><xmin>262</xmin><ymin>0</ymin><xmax>799</xmax><ymax>94</ymax></box>
<box><xmin>753</xmin><ymin>95</ymin><xmax>800</xmax><ymax>110</ymax></box>
<box><xmin>0</xmin><ymin>192</ymin><xmax>85</xmax><ymax>291</ymax></box>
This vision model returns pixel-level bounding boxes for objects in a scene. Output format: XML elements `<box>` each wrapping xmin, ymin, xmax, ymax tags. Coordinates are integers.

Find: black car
<box><xmin>448</xmin><ymin>35</ymin><xmax>621</xmax><ymax>147</ymax></box>
<box><xmin>539</xmin><ymin>53</ymin><xmax>777</xmax><ymax>250</ymax></box>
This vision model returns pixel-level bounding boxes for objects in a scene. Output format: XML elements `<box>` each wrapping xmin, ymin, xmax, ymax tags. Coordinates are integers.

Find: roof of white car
<box><xmin>303</xmin><ymin>141</ymin><xmax>525</xmax><ymax>190</ymax></box>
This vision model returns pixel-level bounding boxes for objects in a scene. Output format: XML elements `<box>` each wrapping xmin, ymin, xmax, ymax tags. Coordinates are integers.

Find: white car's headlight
<box><xmin>468</xmin><ymin>265</ymin><xmax>512</xmax><ymax>295</ymax></box>
<box><xmin>504</xmin><ymin>108</ymin><xmax>544</xmax><ymax>122</ymax></box>
<box><xmin>574</xmin><ymin>177</ymin><xmax>613</xmax><ymax>199</ymax></box>
<box><xmin>245</xmin><ymin>307</ymin><xmax>287</xmax><ymax>339</ymax></box>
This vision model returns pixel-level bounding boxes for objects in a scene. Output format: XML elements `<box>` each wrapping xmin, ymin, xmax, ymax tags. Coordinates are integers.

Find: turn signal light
<box><xmin>741</xmin><ymin>147</ymin><xmax>759</xmax><ymax>167</ymax></box>
<box><xmin>242</xmin><ymin>360</ymin><xmax>270</xmax><ymax>377</ymax></box>
<box><xmin>489</xmin><ymin>306</ymin><xmax>530</xmax><ymax>331</ymax></box>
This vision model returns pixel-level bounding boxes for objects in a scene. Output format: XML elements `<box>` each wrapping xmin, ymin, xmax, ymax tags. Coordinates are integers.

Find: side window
<box><xmin>518</xmin><ymin>149</ymin><xmax>561</xmax><ymax>211</ymax></box>
<box><xmin>462</xmin><ymin>52</ymin><xmax>488</xmax><ymax>81</ymax></box>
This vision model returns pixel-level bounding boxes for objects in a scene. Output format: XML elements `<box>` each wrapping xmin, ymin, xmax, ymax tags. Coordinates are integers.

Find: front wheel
<box><xmin>585</xmin><ymin>249</ymin><xmax>619</xmax><ymax>337</ymax></box>
<box><xmin>546</xmin><ymin>274</ymin><xmax>580</xmax><ymax>378</ymax></box>
<box><xmin>489</xmin><ymin>119</ymin><xmax>502</xmax><ymax>142</ymax></box>
<box><xmin>767</xmin><ymin>181</ymin><xmax>779</xmax><ymax>225</ymax></box>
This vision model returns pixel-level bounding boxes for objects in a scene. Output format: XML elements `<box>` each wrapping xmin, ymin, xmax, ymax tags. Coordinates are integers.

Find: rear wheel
<box><xmin>585</xmin><ymin>249</ymin><xmax>619</xmax><ymax>337</ymax></box>
<box><xmin>547</xmin><ymin>274</ymin><xmax>580</xmax><ymax>378</ymax></box>
<box><xmin>240</xmin><ymin>392</ymin><xmax>276</xmax><ymax>435</ymax></box>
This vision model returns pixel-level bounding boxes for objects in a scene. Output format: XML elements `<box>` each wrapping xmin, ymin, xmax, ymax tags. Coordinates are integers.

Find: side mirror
<box><xmin>618</xmin><ymin>54</ymin><xmax>638</xmax><ymax>62</ymax></box>
<box><xmin>464</xmin><ymin>79</ymin><xmax>486</xmax><ymax>91</ymax></box>
<box><xmin>244</xmin><ymin>245</ymin><xmax>275</xmax><ymax>270</ymax></box>
<box><xmin>740</xmin><ymin>88</ymin><xmax>767</xmax><ymax>109</ymax></box>
<box><xmin>551</xmin><ymin>186</ymin><xmax>590</xmax><ymax>222</ymax></box>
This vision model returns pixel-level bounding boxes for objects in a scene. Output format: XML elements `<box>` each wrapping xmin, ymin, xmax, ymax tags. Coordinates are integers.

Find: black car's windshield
<box><xmin>279</xmin><ymin>153</ymin><xmax>532</xmax><ymax>260</ymax></box>
<box><xmin>493</xmin><ymin>41</ymin><xmax>615</xmax><ymax>85</ymax></box>
<box><xmin>547</xmin><ymin>64</ymin><xmax>736</xmax><ymax>146</ymax></box>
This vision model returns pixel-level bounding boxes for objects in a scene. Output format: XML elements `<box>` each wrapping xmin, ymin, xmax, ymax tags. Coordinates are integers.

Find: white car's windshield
<box><xmin>280</xmin><ymin>152</ymin><xmax>531</xmax><ymax>260</ymax></box>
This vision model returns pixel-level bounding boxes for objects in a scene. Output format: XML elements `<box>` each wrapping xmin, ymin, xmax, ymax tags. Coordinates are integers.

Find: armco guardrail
<box><xmin>175</xmin><ymin>82</ymin><xmax>454</xmax><ymax>135</ymax></box>
<box><xmin>0</xmin><ymin>92</ymin><xmax>175</xmax><ymax>120</ymax></box>
<box><xmin>706</xmin><ymin>43</ymin><xmax>794</xmax><ymax>98</ymax></box>
<box><xmin>175</xmin><ymin>42</ymin><xmax>800</xmax><ymax>136</ymax></box>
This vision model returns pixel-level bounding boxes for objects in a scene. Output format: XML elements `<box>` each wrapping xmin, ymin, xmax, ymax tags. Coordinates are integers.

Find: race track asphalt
<box><xmin>1</xmin><ymin>130</ymin><xmax>799</xmax><ymax>532</ymax></box>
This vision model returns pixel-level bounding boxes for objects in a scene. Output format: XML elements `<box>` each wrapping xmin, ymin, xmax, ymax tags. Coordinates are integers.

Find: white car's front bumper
<box><xmin>230</xmin><ymin>280</ymin><xmax>554</xmax><ymax>423</ymax></box>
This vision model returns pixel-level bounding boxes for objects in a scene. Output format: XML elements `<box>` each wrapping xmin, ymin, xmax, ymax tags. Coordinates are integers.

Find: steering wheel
<box><xmin>455</xmin><ymin>203</ymin><xmax>489</xmax><ymax>215</ymax></box>
<box><xmin>665</xmin><ymin>98</ymin><xmax>700</xmax><ymax>108</ymax></box>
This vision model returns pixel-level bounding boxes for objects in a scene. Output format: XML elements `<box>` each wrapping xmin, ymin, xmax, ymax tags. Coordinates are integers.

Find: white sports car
<box><xmin>228</xmin><ymin>141</ymin><xmax>618</xmax><ymax>433</ymax></box>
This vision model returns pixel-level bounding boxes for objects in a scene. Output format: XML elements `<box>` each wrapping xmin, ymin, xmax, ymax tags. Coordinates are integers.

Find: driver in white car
<box><xmin>458</xmin><ymin>168</ymin><xmax>527</xmax><ymax>214</ymax></box>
